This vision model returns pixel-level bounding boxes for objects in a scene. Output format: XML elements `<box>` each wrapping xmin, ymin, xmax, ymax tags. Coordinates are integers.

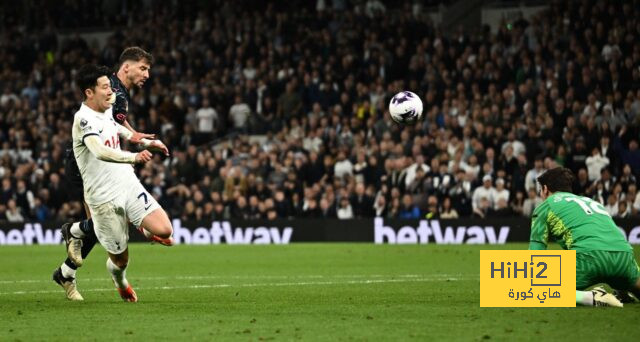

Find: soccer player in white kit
<box><xmin>70</xmin><ymin>64</ymin><xmax>173</xmax><ymax>302</ymax></box>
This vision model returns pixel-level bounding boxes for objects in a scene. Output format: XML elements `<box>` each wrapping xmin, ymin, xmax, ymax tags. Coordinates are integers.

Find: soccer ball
<box><xmin>388</xmin><ymin>91</ymin><xmax>423</xmax><ymax>125</ymax></box>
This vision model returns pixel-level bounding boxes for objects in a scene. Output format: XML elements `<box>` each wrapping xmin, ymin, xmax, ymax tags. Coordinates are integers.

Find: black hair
<box><xmin>537</xmin><ymin>167</ymin><xmax>574</xmax><ymax>193</ymax></box>
<box><xmin>76</xmin><ymin>64</ymin><xmax>111</xmax><ymax>99</ymax></box>
<box><xmin>119</xmin><ymin>46</ymin><xmax>154</xmax><ymax>65</ymax></box>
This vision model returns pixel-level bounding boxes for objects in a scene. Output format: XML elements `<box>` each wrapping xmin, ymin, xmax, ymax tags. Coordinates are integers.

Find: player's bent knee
<box><xmin>142</xmin><ymin>208</ymin><xmax>173</xmax><ymax>238</ymax></box>
<box><xmin>156</xmin><ymin>224</ymin><xmax>173</xmax><ymax>239</ymax></box>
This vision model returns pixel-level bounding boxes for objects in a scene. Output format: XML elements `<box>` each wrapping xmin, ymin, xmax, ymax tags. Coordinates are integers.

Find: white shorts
<box><xmin>89</xmin><ymin>182</ymin><xmax>161</xmax><ymax>254</ymax></box>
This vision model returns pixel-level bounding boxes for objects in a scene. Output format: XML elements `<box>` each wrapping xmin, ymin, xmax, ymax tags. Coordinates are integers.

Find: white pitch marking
<box><xmin>0</xmin><ymin>276</ymin><xmax>476</xmax><ymax>296</ymax></box>
<box><xmin>0</xmin><ymin>273</ymin><xmax>466</xmax><ymax>284</ymax></box>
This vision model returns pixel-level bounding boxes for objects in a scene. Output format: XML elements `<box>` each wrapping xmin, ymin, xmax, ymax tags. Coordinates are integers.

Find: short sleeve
<box><xmin>76</xmin><ymin>113</ymin><xmax>101</xmax><ymax>143</ymax></box>
<box><xmin>529</xmin><ymin>202</ymin><xmax>549</xmax><ymax>250</ymax></box>
<box><xmin>111</xmin><ymin>89</ymin><xmax>128</xmax><ymax>124</ymax></box>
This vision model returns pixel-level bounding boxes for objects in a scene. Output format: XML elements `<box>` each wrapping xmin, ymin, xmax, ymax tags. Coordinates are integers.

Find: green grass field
<box><xmin>0</xmin><ymin>243</ymin><xmax>639</xmax><ymax>341</ymax></box>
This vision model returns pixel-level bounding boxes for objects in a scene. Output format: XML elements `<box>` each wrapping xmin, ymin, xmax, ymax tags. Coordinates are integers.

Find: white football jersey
<box><xmin>72</xmin><ymin>103</ymin><xmax>137</xmax><ymax>205</ymax></box>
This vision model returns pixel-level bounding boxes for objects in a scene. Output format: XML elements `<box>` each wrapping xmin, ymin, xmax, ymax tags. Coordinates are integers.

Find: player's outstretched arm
<box><xmin>142</xmin><ymin>139</ymin><xmax>170</xmax><ymax>156</ymax></box>
<box><xmin>116</xmin><ymin>124</ymin><xmax>169</xmax><ymax>156</ymax></box>
<box><xmin>84</xmin><ymin>135</ymin><xmax>151</xmax><ymax>164</ymax></box>
<box><xmin>117</xmin><ymin>121</ymin><xmax>155</xmax><ymax>144</ymax></box>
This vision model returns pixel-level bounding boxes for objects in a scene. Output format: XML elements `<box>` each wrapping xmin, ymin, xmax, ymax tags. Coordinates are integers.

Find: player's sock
<box><xmin>107</xmin><ymin>258</ymin><xmax>129</xmax><ymax>290</ymax></box>
<box><xmin>63</xmin><ymin>258</ymin><xmax>78</xmax><ymax>270</ymax></box>
<box><xmin>80</xmin><ymin>228</ymin><xmax>98</xmax><ymax>258</ymax></box>
<box><xmin>576</xmin><ymin>290</ymin><xmax>594</xmax><ymax>306</ymax></box>
<box><xmin>63</xmin><ymin>229</ymin><xmax>98</xmax><ymax>269</ymax></box>
<box><xmin>61</xmin><ymin>262</ymin><xmax>77</xmax><ymax>279</ymax></box>
<box><xmin>69</xmin><ymin>222</ymin><xmax>86</xmax><ymax>239</ymax></box>
<box><xmin>79</xmin><ymin>219</ymin><xmax>94</xmax><ymax>236</ymax></box>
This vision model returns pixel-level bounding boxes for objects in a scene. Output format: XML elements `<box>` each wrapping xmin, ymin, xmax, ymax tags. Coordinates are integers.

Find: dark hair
<box><xmin>537</xmin><ymin>167</ymin><xmax>574</xmax><ymax>193</ymax></box>
<box><xmin>119</xmin><ymin>46</ymin><xmax>154</xmax><ymax>65</ymax></box>
<box><xmin>76</xmin><ymin>64</ymin><xmax>111</xmax><ymax>99</ymax></box>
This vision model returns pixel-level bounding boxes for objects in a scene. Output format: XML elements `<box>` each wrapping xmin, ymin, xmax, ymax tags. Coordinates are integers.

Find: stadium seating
<box><xmin>0</xmin><ymin>0</ymin><xmax>638</xmax><ymax>222</ymax></box>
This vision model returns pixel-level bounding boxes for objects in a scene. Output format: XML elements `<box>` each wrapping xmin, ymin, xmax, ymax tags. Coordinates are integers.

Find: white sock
<box><xmin>69</xmin><ymin>222</ymin><xmax>85</xmax><ymax>239</ymax></box>
<box><xmin>576</xmin><ymin>290</ymin><xmax>594</xmax><ymax>306</ymax></box>
<box><xmin>61</xmin><ymin>263</ymin><xmax>76</xmax><ymax>279</ymax></box>
<box><xmin>106</xmin><ymin>258</ymin><xmax>129</xmax><ymax>289</ymax></box>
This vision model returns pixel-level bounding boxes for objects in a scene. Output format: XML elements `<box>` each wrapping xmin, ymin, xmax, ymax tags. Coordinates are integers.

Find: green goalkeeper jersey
<box><xmin>529</xmin><ymin>192</ymin><xmax>632</xmax><ymax>252</ymax></box>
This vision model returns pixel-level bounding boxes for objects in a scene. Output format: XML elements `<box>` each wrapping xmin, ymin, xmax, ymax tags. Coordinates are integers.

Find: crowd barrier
<box><xmin>1</xmin><ymin>218</ymin><xmax>639</xmax><ymax>245</ymax></box>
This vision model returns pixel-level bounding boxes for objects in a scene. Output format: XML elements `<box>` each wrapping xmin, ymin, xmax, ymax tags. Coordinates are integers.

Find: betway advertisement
<box><xmin>372</xmin><ymin>218</ymin><xmax>511</xmax><ymax>244</ymax></box>
<box><xmin>1</xmin><ymin>218</ymin><xmax>639</xmax><ymax>245</ymax></box>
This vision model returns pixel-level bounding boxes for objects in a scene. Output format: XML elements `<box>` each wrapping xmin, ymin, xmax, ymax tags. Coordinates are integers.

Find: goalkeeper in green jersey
<box><xmin>530</xmin><ymin>167</ymin><xmax>640</xmax><ymax>307</ymax></box>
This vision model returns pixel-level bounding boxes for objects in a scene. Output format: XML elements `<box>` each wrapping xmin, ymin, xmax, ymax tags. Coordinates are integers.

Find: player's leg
<box><xmin>127</xmin><ymin>185</ymin><xmax>173</xmax><ymax>244</ymax></box>
<box><xmin>622</xmin><ymin>253</ymin><xmax>640</xmax><ymax>299</ymax></box>
<box><xmin>576</xmin><ymin>289</ymin><xmax>622</xmax><ymax>307</ymax></box>
<box><xmin>107</xmin><ymin>249</ymin><xmax>137</xmax><ymax>302</ymax></box>
<box><xmin>56</xmin><ymin>215</ymin><xmax>96</xmax><ymax>299</ymax></box>
<box><xmin>91</xmin><ymin>200</ymin><xmax>137</xmax><ymax>302</ymax></box>
<box><xmin>608</xmin><ymin>251</ymin><xmax>640</xmax><ymax>303</ymax></box>
<box><xmin>58</xmin><ymin>150</ymin><xmax>98</xmax><ymax>268</ymax></box>
<box><xmin>61</xmin><ymin>214</ymin><xmax>96</xmax><ymax>267</ymax></box>
<box><xmin>52</xmin><ymin>267</ymin><xmax>83</xmax><ymax>301</ymax></box>
<box><xmin>137</xmin><ymin>210</ymin><xmax>174</xmax><ymax>246</ymax></box>
<box><xmin>140</xmin><ymin>207</ymin><xmax>173</xmax><ymax>239</ymax></box>
<box><xmin>59</xmin><ymin>149</ymin><xmax>92</xmax><ymax>266</ymax></box>
<box><xmin>53</xmin><ymin>154</ymin><xmax>90</xmax><ymax>300</ymax></box>
<box><xmin>575</xmin><ymin>251</ymin><xmax>623</xmax><ymax>307</ymax></box>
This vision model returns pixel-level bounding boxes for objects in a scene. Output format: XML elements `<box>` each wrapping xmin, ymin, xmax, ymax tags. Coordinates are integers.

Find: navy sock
<box><xmin>64</xmin><ymin>258</ymin><xmax>77</xmax><ymax>270</ymax></box>
<box><xmin>64</xmin><ymin>220</ymin><xmax>98</xmax><ymax>268</ymax></box>
<box><xmin>79</xmin><ymin>219</ymin><xmax>94</xmax><ymax>235</ymax></box>
<box><xmin>80</xmin><ymin>231</ymin><xmax>98</xmax><ymax>259</ymax></box>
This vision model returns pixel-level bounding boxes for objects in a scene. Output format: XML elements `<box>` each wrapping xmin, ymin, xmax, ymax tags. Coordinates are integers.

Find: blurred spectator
<box><xmin>336</xmin><ymin>197</ymin><xmax>354</xmax><ymax>219</ymax></box>
<box><xmin>616</xmin><ymin>201</ymin><xmax>630</xmax><ymax>218</ymax></box>
<box><xmin>472</xmin><ymin>175</ymin><xmax>495</xmax><ymax>212</ymax></box>
<box><xmin>511</xmin><ymin>191</ymin><xmax>525</xmax><ymax>216</ymax></box>
<box><xmin>439</xmin><ymin>197</ymin><xmax>459</xmax><ymax>219</ymax></box>
<box><xmin>278</xmin><ymin>82</ymin><xmax>303</xmax><ymax>120</ymax></box>
<box><xmin>524</xmin><ymin>157</ymin><xmax>545</xmax><ymax>193</ymax></box>
<box><xmin>493</xmin><ymin>198</ymin><xmax>514</xmax><ymax>217</ymax></box>
<box><xmin>6</xmin><ymin>199</ymin><xmax>24</xmax><ymax>222</ymax></box>
<box><xmin>522</xmin><ymin>189</ymin><xmax>543</xmax><ymax>217</ymax></box>
<box><xmin>604</xmin><ymin>194</ymin><xmax>619</xmax><ymax>217</ymax></box>
<box><xmin>424</xmin><ymin>195</ymin><xmax>439</xmax><ymax>219</ymax></box>
<box><xmin>334</xmin><ymin>151</ymin><xmax>354</xmax><ymax>180</ymax></box>
<box><xmin>319</xmin><ymin>197</ymin><xmax>337</xmax><ymax>218</ymax></box>
<box><xmin>231</xmin><ymin>196</ymin><xmax>250</xmax><ymax>219</ymax></box>
<box><xmin>492</xmin><ymin>178</ymin><xmax>509</xmax><ymax>211</ymax></box>
<box><xmin>229</xmin><ymin>95</ymin><xmax>251</xmax><ymax>133</ymax></box>
<box><xmin>350</xmin><ymin>182</ymin><xmax>374</xmax><ymax>218</ymax></box>
<box><xmin>398</xmin><ymin>194</ymin><xmax>420</xmax><ymax>219</ymax></box>
<box><xmin>586</xmin><ymin>147</ymin><xmax>610</xmax><ymax>181</ymax></box>
<box><xmin>473</xmin><ymin>197</ymin><xmax>492</xmax><ymax>219</ymax></box>
<box><xmin>574</xmin><ymin>168</ymin><xmax>590</xmax><ymax>195</ymax></box>
<box><xmin>373</xmin><ymin>194</ymin><xmax>387</xmax><ymax>217</ymax></box>
<box><xmin>404</xmin><ymin>155</ymin><xmax>430</xmax><ymax>189</ymax></box>
<box><xmin>196</xmin><ymin>98</ymin><xmax>219</xmax><ymax>143</ymax></box>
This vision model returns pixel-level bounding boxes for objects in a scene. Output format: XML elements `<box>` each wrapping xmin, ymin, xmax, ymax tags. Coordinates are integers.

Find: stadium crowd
<box><xmin>0</xmin><ymin>0</ymin><xmax>639</xmax><ymax>222</ymax></box>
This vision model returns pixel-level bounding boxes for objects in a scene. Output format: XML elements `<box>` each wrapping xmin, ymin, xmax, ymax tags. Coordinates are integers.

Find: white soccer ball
<box><xmin>388</xmin><ymin>91</ymin><xmax>423</xmax><ymax>125</ymax></box>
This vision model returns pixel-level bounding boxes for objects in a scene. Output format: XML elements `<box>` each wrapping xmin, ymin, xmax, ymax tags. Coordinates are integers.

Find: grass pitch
<box><xmin>0</xmin><ymin>243</ymin><xmax>639</xmax><ymax>341</ymax></box>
